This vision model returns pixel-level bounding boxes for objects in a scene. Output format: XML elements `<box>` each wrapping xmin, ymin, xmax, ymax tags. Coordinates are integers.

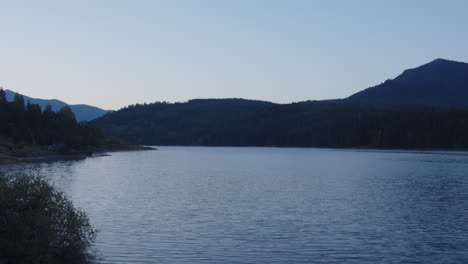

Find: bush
<box><xmin>0</xmin><ymin>173</ymin><xmax>97</xmax><ymax>264</ymax></box>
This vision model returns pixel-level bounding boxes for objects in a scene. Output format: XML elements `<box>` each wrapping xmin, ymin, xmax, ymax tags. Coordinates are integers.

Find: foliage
<box><xmin>0</xmin><ymin>173</ymin><xmax>97</xmax><ymax>264</ymax></box>
<box><xmin>93</xmin><ymin>99</ymin><xmax>468</xmax><ymax>149</ymax></box>
<box><xmin>0</xmin><ymin>89</ymin><xmax>108</xmax><ymax>155</ymax></box>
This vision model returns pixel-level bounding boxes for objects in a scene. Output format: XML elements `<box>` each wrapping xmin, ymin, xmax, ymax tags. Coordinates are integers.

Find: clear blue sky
<box><xmin>1</xmin><ymin>0</ymin><xmax>467</xmax><ymax>110</ymax></box>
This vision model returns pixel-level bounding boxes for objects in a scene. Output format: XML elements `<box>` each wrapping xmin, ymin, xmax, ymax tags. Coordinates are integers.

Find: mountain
<box><xmin>4</xmin><ymin>89</ymin><xmax>110</xmax><ymax>122</ymax></box>
<box><xmin>92</xmin><ymin>99</ymin><xmax>275</xmax><ymax>145</ymax></box>
<box><xmin>92</xmin><ymin>99</ymin><xmax>468</xmax><ymax>149</ymax></box>
<box><xmin>0</xmin><ymin>94</ymin><xmax>150</xmax><ymax>163</ymax></box>
<box><xmin>344</xmin><ymin>59</ymin><xmax>468</xmax><ymax>106</ymax></box>
<box><xmin>91</xmin><ymin>58</ymin><xmax>468</xmax><ymax>149</ymax></box>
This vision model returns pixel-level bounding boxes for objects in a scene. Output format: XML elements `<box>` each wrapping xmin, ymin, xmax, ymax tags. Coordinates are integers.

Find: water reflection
<box><xmin>1</xmin><ymin>147</ymin><xmax>468</xmax><ymax>264</ymax></box>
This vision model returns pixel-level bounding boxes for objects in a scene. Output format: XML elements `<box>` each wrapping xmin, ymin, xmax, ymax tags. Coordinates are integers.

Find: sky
<box><xmin>1</xmin><ymin>0</ymin><xmax>467</xmax><ymax>110</ymax></box>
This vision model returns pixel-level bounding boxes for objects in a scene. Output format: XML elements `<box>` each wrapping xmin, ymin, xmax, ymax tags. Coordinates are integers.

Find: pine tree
<box><xmin>0</xmin><ymin>87</ymin><xmax>6</xmax><ymax>103</ymax></box>
<box><xmin>13</xmin><ymin>92</ymin><xmax>24</xmax><ymax>105</ymax></box>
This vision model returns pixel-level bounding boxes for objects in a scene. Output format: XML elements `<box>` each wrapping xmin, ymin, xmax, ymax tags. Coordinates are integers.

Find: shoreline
<box><xmin>149</xmin><ymin>144</ymin><xmax>468</xmax><ymax>153</ymax></box>
<box><xmin>0</xmin><ymin>145</ymin><xmax>156</xmax><ymax>165</ymax></box>
<box><xmin>4</xmin><ymin>144</ymin><xmax>468</xmax><ymax>165</ymax></box>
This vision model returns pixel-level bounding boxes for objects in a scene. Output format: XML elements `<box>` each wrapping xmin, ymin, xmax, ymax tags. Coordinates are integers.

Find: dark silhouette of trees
<box><xmin>13</xmin><ymin>92</ymin><xmax>24</xmax><ymax>106</ymax></box>
<box><xmin>0</xmin><ymin>88</ymin><xmax>6</xmax><ymax>103</ymax></box>
<box><xmin>0</xmin><ymin>89</ymin><xmax>108</xmax><ymax>154</ymax></box>
<box><xmin>93</xmin><ymin>99</ymin><xmax>468</xmax><ymax>150</ymax></box>
<box><xmin>0</xmin><ymin>173</ymin><xmax>98</xmax><ymax>264</ymax></box>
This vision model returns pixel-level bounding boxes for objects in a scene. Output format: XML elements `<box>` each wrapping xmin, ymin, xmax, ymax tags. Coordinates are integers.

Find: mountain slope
<box><xmin>91</xmin><ymin>58</ymin><xmax>468</xmax><ymax>149</ymax></box>
<box><xmin>345</xmin><ymin>59</ymin><xmax>468</xmax><ymax>106</ymax></box>
<box><xmin>5</xmin><ymin>90</ymin><xmax>110</xmax><ymax>121</ymax></box>
<box><xmin>92</xmin><ymin>99</ymin><xmax>275</xmax><ymax>145</ymax></box>
<box><xmin>92</xmin><ymin>99</ymin><xmax>468</xmax><ymax>149</ymax></box>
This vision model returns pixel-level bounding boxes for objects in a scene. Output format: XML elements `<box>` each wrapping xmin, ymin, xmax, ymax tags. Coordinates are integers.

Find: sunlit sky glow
<box><xmin>1</xmin><ymin>0</ymin><xmax>467</xmax><ymax>110</ymax></box>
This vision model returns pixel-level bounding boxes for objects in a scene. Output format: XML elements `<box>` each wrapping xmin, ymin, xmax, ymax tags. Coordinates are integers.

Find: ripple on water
<box><xmin>2</xmin><ymin>147</ymin><xmax>468</xmax><ymax>264</ymax></box>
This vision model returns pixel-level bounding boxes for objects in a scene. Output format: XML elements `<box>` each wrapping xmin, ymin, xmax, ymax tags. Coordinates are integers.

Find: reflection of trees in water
<box><xmin>0</xmin><ymin>159</ymin><xmax>86</xmax><ymax>194</ymax></box>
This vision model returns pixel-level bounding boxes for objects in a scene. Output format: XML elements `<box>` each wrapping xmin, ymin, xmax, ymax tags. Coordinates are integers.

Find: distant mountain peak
<box><xmin>428</xmin><ymin>58</ymin><xmax>467</xmax><ymax>64</ymax></box>
<box><xmin>396</xmin><ymin>58</ymin><xmax>468</xmax><ymax>79</ymax></box>
<box><xmin>430</xmin><ymin>58</ymin><xmax>451</xmax><ymax>63</ymax></box>
<box><xmin>4</xmin><ymin>89</ymin><xmax>110</xmax><ymax>121</ymax></box>
<box><xmin>414</xmin><ymin>58</ymin><xmax>468</xmax><ymax>71</ymax></box>
<box><xmin>345</xmin><ymin>58</ymin><xmax>468</xmax><ymax>106</ymax></box>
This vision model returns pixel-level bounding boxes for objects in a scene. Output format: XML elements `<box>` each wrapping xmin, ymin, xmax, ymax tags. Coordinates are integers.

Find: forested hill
<box><xmin>92</xmin><ymin>58</ymin><xmax>468</xmax><ymax>149</ymax></box>
<box><xmin>4</xmin><ymin>89</ymin><xmax>110</xmax><ymax>121</ymax></box>
<box><xmin>92</xmin><ymin>99</ymin><xmax>275</xmax><ymax>145</ymax></box>
<box><xmin>92</xmin><ymin>99</ymin><xmax>468</xmax><ymax>149</ymax></box>
<box><xmin>0</xmin><ymin>89</ymin><xmax>140</xmax><ymax>162</ymax></box>
<box><xmin>344</xmin><ymin>59</ymin><xmax>468</xmax><ymax>106</ymax></box>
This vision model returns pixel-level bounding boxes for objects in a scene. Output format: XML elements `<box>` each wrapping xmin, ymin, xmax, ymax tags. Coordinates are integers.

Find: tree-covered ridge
<box><xmin>93</xmin><ymin>99</ymin><xmax>468</xmax><ymax>150</ymax></box>
<box><xmin>92</xmin><ymin>59</ymin><xmax>468</xmax><ymax>150</ymax></box>
<box><xmin>93</xmin><ymin>99</ymin><xmax>275</xmax><ymax>145</ymax></box>
<box><xmin>3</xmin><ymin>89</ymin><xmax>110</xmax><ymax>122</ymax></box>
<box><xmin>345</xmin><ymin>59</ymin><xmax>468</xmax><ymax>106</ymax></box>
<box><xmin>0</xmin><ymin>88</ymin><xmax>120</xmax><ymax>157</ymax></box>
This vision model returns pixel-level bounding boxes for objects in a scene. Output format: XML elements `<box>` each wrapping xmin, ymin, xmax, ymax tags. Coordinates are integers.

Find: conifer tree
<box><xmin>0</xmin><ymin>87</ymin><xmax>6</xmax><ymax>103</ymax></box>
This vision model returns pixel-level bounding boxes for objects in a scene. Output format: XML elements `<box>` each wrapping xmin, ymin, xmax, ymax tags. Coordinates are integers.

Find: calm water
<box><xmin>2</xmin><ymin>147</ymin><xmax>468</xmax><ymax>263</ymax></box>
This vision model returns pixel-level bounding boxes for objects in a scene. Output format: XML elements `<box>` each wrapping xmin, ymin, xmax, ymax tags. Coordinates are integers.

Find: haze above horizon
<box><xmin>1</xmin><ymin>0</ymin><xmax>467</xmax><ymax>110</ymax></box>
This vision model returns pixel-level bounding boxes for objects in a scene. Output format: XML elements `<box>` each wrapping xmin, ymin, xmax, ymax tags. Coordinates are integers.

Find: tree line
<box><xmin>93</xmin><ymin>99</ymin><xmax>468</xmax><ymax>150</ymax></box>
<box><xmin>0</xmin><ymin>88</ymin><xmax>106</xmax><ymax>154</ymax></box>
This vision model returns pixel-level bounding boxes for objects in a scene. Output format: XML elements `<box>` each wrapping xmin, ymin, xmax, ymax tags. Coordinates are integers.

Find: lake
<box><xmin>1</xmin><ymin>147</ymin><xmax>468</xmax><ymax>263</ymax></box>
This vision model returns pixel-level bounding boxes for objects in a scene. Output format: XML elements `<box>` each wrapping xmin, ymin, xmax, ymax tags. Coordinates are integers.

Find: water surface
<box><xmin>2</xmin><ymin>147</ymin><xmax>468</xmax><ymax>263</ymax></box>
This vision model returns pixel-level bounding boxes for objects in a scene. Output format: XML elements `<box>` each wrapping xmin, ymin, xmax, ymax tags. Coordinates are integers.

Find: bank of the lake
<box><xmin>0</xmin><ymin>141</ymin><xmax>154</xmax><ymax>164</ymax></box>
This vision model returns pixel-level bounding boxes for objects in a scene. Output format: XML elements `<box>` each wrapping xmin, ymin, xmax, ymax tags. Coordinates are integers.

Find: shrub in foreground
<box><xmin>0</xmin><ymin>173</ymin><xmax>97</xmax><ymax>264</ymax></box>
